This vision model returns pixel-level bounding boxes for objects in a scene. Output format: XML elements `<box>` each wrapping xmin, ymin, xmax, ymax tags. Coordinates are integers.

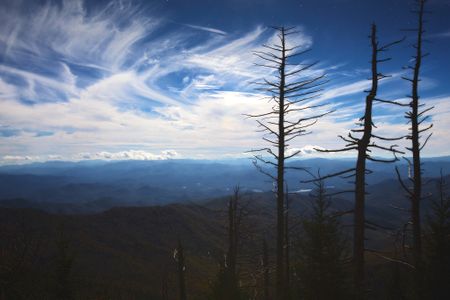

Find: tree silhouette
<box><xmin>395</xmin><ymin>1</ymin><xmax>433</xmax><ymax>296</ymax></box>
<box><xmin>210</xmin><ymin>187</ymin><xmax>243</xmax><ymax>300</ymax></box>
<box><xmin>296</xmin><ymin>173</ymin><xmax>350</xmax><ymax>300</ymax></box>
<box><xmin>174</xmin><ymin>240</ymin><xmax>187</xmax><ymax>300</ymax></box>
<box><xmin>249</xmin><ymin>25</ymin><xmax>330</xmax><ymax>300</ymax></box>
<box><xmin>160</xmin><ymin>269</ymin><xmax>169</xmax><ymax>300</ymax></box>
<box><xmin>309</xmin><ymin>24</ymin><xmax>404</xmax><ymax>298</ymax></box>
<box><xmin>423</xmin><ymin>170</ymin><xmax>450</xmax><ymax>299</ymax></box>
<box><xmin>226</xmin><ymin>187</ymin><xmax>240</xmax><ymax>288</ymax></box>
<box><xmin>284</xmin><ymin>185</ymin><xmax>291</xmax><ymax>299</ymax></box>
<box><xmin>261</xmin><ymin>239</ymin><xmax>270</xmax><ymax>300</ymax></box>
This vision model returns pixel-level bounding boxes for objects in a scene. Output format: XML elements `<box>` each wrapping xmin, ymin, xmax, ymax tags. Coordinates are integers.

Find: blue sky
<box><xmin>0</xmin><ymin>0</ymin><xmax>449</xmax><ymax>163</ymax></box>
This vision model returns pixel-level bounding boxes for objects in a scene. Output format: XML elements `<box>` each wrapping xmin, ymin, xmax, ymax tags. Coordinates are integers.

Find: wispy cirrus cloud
<box><xmin>181</xmin><ymin>23</ymin><xmax>227</xmax><ymax>35</ymax></box>
<box><xmin>0</xmin><ymin>0</ymin><xmax>158</xmax><ymax>71</ymax></box>
<box><xmin>428</xmin><ymin>29</ymin><xmax>450</xmax><ymax>39</ymax></box>
<box><xmin>0</xmin><ymin>0</ymin><xmax>448</xmax><ymax>164</ymax></box>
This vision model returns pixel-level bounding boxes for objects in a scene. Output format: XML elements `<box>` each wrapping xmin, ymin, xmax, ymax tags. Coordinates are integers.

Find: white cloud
<box><xmin>47</xmin><ymin>154</ymin><xmax>63</xmax><ymax>160</ymax></box>
<box><xmin>182</xmin><ymin>23</ymin><xmax>227</xmax><ymax>35</ymax></box>
<box><xmin>185</xmin><ymin>26</ymin><xmax>266</xmax><ymax>78</ymax></box>
<box><xmin>0</xmin><ymin>64</ymin><xmax>78</xmax><ymax>101</ymax></box>
<box><xmin>286</xmin><ymin>145</ymin><xmax>325</xmax><ymax>158</ymax></box>
<box><xmin>0</xmin><ymin>78</ymin><xmax>18</xmax><ymax>100</ymax></box>
<box><xmin>0</xmin><ymin>0</ymin><xmax>159</xmax><ymax>71</ymax></box>
<box><xmin>2</xmin><ymin>155</ymin><xmax>39</xmax><ymax>163</ymax></box>
<box><xmin>428</xmin><ymin>30</ymin><xmax>450</xmax><ymax>39</ymax></box>
<box><xmin>0</xmin><ymin>0</ymin><xmax>448</xmax><ymax>164</ymax></box>
<box><xmin>266</xmin><ymin>26</ymin><xmax>313</xmax><ymax>52</ymax></box>
<box><xmin>0</xmin><ymin>150</ymin><xmax>178</xmax><ymax>164</ymax></box>
<box><xmin>77</xmin><ymin>149</ymin><xmax>179</xmax><ymax>161</ymax></box>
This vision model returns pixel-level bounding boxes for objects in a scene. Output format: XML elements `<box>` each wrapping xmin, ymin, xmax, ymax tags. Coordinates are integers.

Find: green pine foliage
<box><xmin>424</xmin><ymin>172</ymin><xmax>450</xmax><ymax>299</ymax></box>
<box><xmin>295</xmin><ymin>178</ymin><xmax>350</xmax><ymax>300</ymax></box>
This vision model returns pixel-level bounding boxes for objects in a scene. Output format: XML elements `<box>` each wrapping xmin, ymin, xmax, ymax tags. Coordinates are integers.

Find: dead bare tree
<box><xmin>210</xmin><ymin>187</ymin><xmax>251</xmax><ymax>300</ymax></box>
<box><xmin>284</xmin><ymin>185</ymin><xmax>290</xmax><ymax>299</ymax></box>
<box><xmin>307</xmin><ymin>24</ymin><xmax>404</xmax><ymax>299</ymax></box>
<box><xmin>226</xmin><ymin>187</ymin><xmax>240</xmax><ymax>287</ymax></box>
<box><xmin>248</xmin><ymin>25</ymin><xmax>330</xmax><ymax>300</ymax></box>
<box><xmin>262</xmin><ymin>239</ymin><xmax>270</xmax><ymax>300</ymax></box>
<box><xmin>160</xmin><ymin>269</ymin><xmax>169</xmax><ymax>300</ymax></box>
<box><xmin>173</xmin><ymin>240</ymin><xmax>187</xmax><ymax>300</ymax></box>
<box><xmin>395</xmin><ymin>0</ymin><xmax>433</xmax><ymax>296</ymax></box>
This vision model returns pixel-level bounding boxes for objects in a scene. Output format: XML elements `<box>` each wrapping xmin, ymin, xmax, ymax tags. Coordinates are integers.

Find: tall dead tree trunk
<box><xmin>410</xmin><ymin>4</ymin><xmax>425</xmax><ymax>285</ymax></box>
<box><xmin>225</xmin><ymin>187</ymin><xmax>241</xmax><ymax>295</ymax></box>
<box><xmin>174</xmin><ymin>240</ymin><xmax>187</xmax><ymax>300</ymax></box>
<box><xmin>262</xmin><ymin>239</ymin><xmax>270</xmax><ymax>300</ymax></box>
<box><xmin>312</xmin><ymin>24</ymin><xmax>404</xmax><ymax>299</ymax></box>
<box><xmin>284</xmin><ymin>185</ymin><xmax>290</xmax><ymax>299</ymax></box>
<box><xmin>212</xmin><ymin>187</ymin><xmax>246</xmax><ymax>300</ymax></box>
<box><xmin>160</xmin><ymin>270</ymin><xmax>169</xmax><ymax>300</ymax></box>
<box><xmin>249</xmin><ymin>26</ymin><xmax>330</xmax><ymax>300</ymax></box>
<box><xmin>395</xmin><ymin>1</ymin><xmax>433</xmax><ymax>297</ymax></box>
<box><xmin>351</xmin><ymin>24</ymin><xmax>379</xmax><ymax>298</ymax></box>
<box><xmin>275</xmin><ymin>27</ymin><xmax>287</xmax><ymax>300</ymax></box>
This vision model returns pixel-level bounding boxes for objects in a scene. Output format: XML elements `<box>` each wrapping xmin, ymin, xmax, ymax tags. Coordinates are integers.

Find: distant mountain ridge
<box><xmin>1</xmin><ymin>157</ymin><xmax>449</xmax><ymax>213</ymax></box>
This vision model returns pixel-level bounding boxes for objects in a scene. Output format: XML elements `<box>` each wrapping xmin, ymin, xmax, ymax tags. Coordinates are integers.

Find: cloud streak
<box><xmin>0</xmin><ymin>0</ymin><xmax>449</xmax><ymax>163</ymax></box>
<box><xmin>182</xmin><ymin>23</ymin><xmax>227</xmax><ymax>35</ymax></box>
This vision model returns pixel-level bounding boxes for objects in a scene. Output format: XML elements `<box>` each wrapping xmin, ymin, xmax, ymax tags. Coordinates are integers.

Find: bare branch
<box><xmin>301</xmin><ymin>168</ymin><xmax>356</xmax><ymax>183</ymax></box>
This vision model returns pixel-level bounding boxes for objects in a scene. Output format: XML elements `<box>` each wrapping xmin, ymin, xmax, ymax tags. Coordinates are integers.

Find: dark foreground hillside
<box><xmin>0</xmin><ymin>193</ymin><xmax>327</xmax><ymax>299</ymax></box>
<box><xmin>0</xmin><ymin>204</ymin><xmax>226</xmax><ymax>299</ymax></box>
<box><xmin>0</xmin><ymin>176</ymin><xmax>448</xmax><ymax>299</ymax></box>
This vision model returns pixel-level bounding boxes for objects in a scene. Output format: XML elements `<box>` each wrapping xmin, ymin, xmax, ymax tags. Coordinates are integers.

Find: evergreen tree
<box><xmin>296</xmin><ymin>176</ymin><xmax>350</xmax><ymax>300</ymax></box>
<box><xmin>424</xmin><ymin>171</ymin><xmax>450</xmax><ymax>299</ymax></box>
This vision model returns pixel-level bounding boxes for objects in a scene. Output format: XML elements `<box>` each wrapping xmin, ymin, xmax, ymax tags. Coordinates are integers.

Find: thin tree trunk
<box><xmin>284</xmin><ymin>186</ymin><xmax>290</xmax><ymax>299</ymax></box>
<box><xmin>410</xmin><ymin>1</ymin><xmax>425</xmax><ymax>297</ymax></box>
<box><xmin>176</xmin><ymin>241</ymin><xmax>187</xmax><ymax>300</ymax></box>
<box><xmin>276</xmin><ymin>26</ymin><xmax>287</xmax><ymax>300</ymax></box>
<box><xmin>250</xmin><ymin>25</ymin><xmax>328</xmax><ymax>300</ymax></box>
<box><xmin>227</xmin><ymin>190</ymin><xmax>238</xmax><ymax>287</ymax></box>
<box><xmin>263</xmin><ymin>239</ymin><xmax>270</xmax><ymax>300</ymax></box>
<box><xmin>353</xmin><ymin>24</ymin><xmax>378</xmax><ymax>299</ymax></box>
<box><xmin>161</xmin><ymin>270</ymin><xmax>169</xmax><ymax>300</ymax></box>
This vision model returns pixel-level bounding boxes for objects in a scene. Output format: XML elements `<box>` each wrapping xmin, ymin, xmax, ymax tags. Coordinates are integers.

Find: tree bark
<box><xmin>263</xmin><ymin>239</ymin><xmax>270</xmax><ymax>300</ymax></box>
<box><xmin>276</xmin><ymin>26</ymin><xmax>287</xmax><ymax>300</ymax></box>
<box><xmin>410</xmin><ymin>0</ymin><xmax>425</xmax><ymax>297</ymax></box>
<box><xmin>284</xmin><ymin>188</ymin><xmax>290</xmax><ymax>299</ymax></box>
<box><xmin>353</xmin><ymin>24</ymin><xmax>378</xmax><ymax>299</ymax></box>
<box><xmin>176</xmin><ymin>241</ymin><xmax>187</xmax><ymax>300</ymax></box>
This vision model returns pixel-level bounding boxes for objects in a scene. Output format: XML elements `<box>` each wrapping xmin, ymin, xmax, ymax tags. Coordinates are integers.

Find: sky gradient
<box><xmin>0</xmin><ymin>0</ymin><xmax>449</xmax><ymax>163</ymax></box>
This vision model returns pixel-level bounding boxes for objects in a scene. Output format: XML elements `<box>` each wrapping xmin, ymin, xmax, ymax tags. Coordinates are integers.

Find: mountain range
<box><xmin>1</xmin><ymin>157</ymin><xmax>450</xmax><ymax>213</ymax></box>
